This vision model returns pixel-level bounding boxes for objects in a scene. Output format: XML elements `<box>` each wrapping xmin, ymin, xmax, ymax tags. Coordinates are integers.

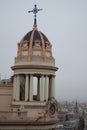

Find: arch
<box><xmin>19</xmin><ymin>74</ymin><xmax>25</xmax><ymax>101</ymax></box>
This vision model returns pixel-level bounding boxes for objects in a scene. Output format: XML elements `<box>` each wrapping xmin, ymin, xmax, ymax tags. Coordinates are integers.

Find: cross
<box><xmin>28</xmin><ymin>4</ymin><xmax>43</xmax><ymax>25</ymax></box>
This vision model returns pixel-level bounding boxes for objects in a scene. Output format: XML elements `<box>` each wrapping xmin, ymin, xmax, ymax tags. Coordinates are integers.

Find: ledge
<box><xmin>12</xmin><ymin>101</ymin><xmax>47</xmax><ymax>107</ymax></box>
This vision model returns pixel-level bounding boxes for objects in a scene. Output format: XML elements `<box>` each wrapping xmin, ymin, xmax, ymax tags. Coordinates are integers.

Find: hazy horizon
<box><xmin>0</xmin><ymin>0</ymin><xmax>87</xmax><ymax>102</ymax></box>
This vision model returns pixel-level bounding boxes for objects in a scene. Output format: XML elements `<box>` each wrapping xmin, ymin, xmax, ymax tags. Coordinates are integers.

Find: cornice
<box><xmin>11</xmin><ymin>65</ymin><xmax>58</xmax><ymax>71</ymax></box>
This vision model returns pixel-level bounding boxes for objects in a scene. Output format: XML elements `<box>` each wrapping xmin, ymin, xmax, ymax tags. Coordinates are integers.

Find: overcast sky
<box><xmin>0</xmin><ymin>0</ymin><xmax>87</xmax><ymax>102</ymax></box>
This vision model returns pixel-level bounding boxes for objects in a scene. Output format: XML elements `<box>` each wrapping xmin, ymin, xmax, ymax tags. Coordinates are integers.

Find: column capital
<box><xmin>49</xmin><ymin>75</ymin><xmax>55</xmax><ymax>78</ymax></box>
<box><xmin>41</xmin><ymin>75</ymin><xmax>44</xmax><ymax>77</ymax></box>
<box><xmin>30</xmin><ymin>74</ymin><xmax>33</xmax><ymax>76</ymax></box>
<box><xmin>25</xmin><ymin>74</ymin><xmax>29</xmax><ymax>76</ymax></box>
<box><xmin>44</xmin><ymin>74</ymin><xmax>49</xmax><ymax>77</ymax></box>
<box><xmin>13</xmin><ymin>74</ymin><xmax>18</xmax><ymax>77</ymax></box>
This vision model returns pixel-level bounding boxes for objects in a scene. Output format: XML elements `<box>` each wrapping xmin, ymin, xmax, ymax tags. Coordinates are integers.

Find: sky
<box><xmin>0</xmin><ymin>0</ymin><xmax>87</xmax><ymax>102</ymax></box>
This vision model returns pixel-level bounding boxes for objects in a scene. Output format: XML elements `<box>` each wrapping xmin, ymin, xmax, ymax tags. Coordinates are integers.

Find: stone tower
<box><xmin>11</xmin><ymin>5</ymin><xmax>58</xmax><ymax>130</ymax></box>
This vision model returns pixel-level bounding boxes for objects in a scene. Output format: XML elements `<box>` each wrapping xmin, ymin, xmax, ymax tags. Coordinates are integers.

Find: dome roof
<box><xmin>23</xmin><ymin>30</ymin><xmax>49</xmax><ymax>43</ymax></box>
<box><xmin>21</xmin><ymin>27</ymin><xmax>50</xmax><ymax>48</ymax></box>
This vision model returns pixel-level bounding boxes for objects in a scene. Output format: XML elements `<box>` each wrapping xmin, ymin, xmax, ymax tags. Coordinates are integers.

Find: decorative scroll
<box><xmin>36</xmin><ymin>97</ymin><xmax>58</xmax><ymax>121</ymax></box>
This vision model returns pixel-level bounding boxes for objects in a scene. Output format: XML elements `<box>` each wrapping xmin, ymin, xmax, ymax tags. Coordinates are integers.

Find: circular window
<box><xmin>49</xmin><ymin>104</ymin><xmax>55</xmax><ymax>115</ymax></box>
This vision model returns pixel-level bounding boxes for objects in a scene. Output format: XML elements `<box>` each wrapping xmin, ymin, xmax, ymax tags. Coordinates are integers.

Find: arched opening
<box><xmin>19</xmin><ymin>74</ymin><xmax>25</xmax><ymax>101</ymax></box>
<box><xmin>33</xmin><ymin>77</ymin><xmax>37</xmax><ymax>100</ymax></box>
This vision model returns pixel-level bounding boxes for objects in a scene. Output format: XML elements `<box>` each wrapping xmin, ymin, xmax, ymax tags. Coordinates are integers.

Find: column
<box><xmin>44</xmin><ymin>76</ymin><xmax>48</xmax><ymax>101</ymax></box>
<box><xmin>16</xmin><ymin>75</ymin><xmax>20</xmax><ymax>101</ymax></box>
<box><xmin>40</xmin><ymin>75</ymin><xmax>44</xmax><ymax>101</ymax></box>
<box><xmin>51</xmin><ymin>76</ymin><xmax>55</xmax><ymax>97</ymax></box>
<box><xmin>28</xmin><ymin>76</ymin><xmax>30</xmax><ymax>101</ymax></box>
<box><xmin>48</xmin><ymin>76</ymin><xmax>52</xmax><ymax>99</ymax></box>
<box><xmin>37</xmin><ymin>77</ymin><xmax>40</xmax><ymax>101</ymax></box>
<box><xmin>13</xmin><ymin>75</ymin><xmax>17</xmax><ymax>100</ymax></box>
<box><xmin>25</xmin><ymin>74</ymin><xmax>28</xmax><ymax>101</ymax></box>
<box><xmin>29</xmin><ymin>74</ymin><xmax>33</xmax><ymax>101</ymax></box>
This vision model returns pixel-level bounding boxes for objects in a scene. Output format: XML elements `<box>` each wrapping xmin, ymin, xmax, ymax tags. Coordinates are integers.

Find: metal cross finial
<box><xmin>28</xmin><ymin>4</ymin><xmax>43</xmax><ymax>25</ymax></box>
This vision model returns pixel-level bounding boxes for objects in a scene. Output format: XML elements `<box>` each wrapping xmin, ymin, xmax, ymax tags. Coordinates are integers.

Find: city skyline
<box><xmin>0</xmin><ymin>0</ymin><xmax>87</xmax><ymax>102</ymax></box>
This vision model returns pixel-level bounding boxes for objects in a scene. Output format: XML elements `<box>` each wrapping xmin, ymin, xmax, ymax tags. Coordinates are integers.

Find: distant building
<box><xmin>74</xmin><ymin>100</ymin><xmax>79</xmax><ymax>113</ymax></box>
<box><xmin>0</xmin><ymin>5</ymin><xmax>58</xmax><ymax>130</ymax></box>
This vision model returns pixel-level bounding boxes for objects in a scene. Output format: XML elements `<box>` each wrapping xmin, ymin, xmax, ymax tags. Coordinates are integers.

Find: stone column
<box><xmin>40</xmin><ymin>75</ymin><xmax>44</xmax><ymax>101</ymax></box>
<box><xmin>16</xmin><ymin>75</ymin><xmax>20</xmax><ymax>101</ymax></box>
<box><xmin>37</xmin><ymin>77</ymin><xmax>40</xmax><ymax>101</ymax></box>
<box><xmin>29</xmin><ymin>74</ymin><xmax>33</xmax><ymax>101</ymax></box>
<box><xmin>51</xmin><ymin>76</ymin><xmax>55</xmax><ymax>97</ymax></box>
<box><xmin>48</xmin><ymin>76</ymin><xmax>52</xmax><ymax>99</ymax></box>
<box><xmin>44</xmin><ymin>76</ymin><xmax>48</xmax><ymax>101</ymax></box>
<box><xmin>25</xmin><ymin>74</ymin><xmax>28</xmax><ymax>101</ymax></box>
<box><xmin>28</xmin><ymin>76</ymin><xmax>30</xmax><ymax>101</ymax></box>
<box><xmin>13</xmin><ymin>75</ymin><xmax>17</xmax><ymax>100</ymax></box>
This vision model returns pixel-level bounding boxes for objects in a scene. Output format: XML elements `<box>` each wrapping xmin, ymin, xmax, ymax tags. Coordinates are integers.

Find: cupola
<box><xmin>15</xmin><ymin>25</ymin><xmax>55</xmax><ymax>67</ymax></box>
